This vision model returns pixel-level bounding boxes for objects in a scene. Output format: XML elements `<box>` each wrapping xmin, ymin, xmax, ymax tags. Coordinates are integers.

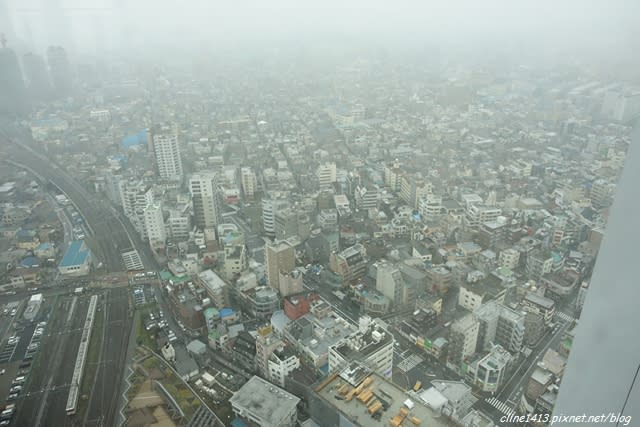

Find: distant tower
<box><xmin>22</xmin><ymin>52</ymin><xmax>51</xmax><ymax>101</ymax></box>
<box><xmin>0</xmin><ymin>0</ymin><xmax>15</xmax><ymax>42</ymax></box>
<box><xmin>0</xmin><ymin>43</ymin><xmax>29</xmax><ymax>115</ymax></box>
<box><xmin>47</xmin><ymin>45</ymin><xmax>72</xmax><ymax>97</ymax></box>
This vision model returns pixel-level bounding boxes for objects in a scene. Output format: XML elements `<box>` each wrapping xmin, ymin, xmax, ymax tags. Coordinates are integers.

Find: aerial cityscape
<box><xmin>0</xmin><ymin>1</ymin><xmax>639</xmax><ymax>427</ymax></box>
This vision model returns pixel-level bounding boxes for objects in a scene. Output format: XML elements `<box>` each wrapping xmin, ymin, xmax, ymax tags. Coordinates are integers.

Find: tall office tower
<box><xmin>189</xmin><ymin>174</ymin><xmax>222</xmax><ymax>229</ymax></box>
<box><xmin>22</xmin><ymin>52</ymin><xmax>51</xmax><ymax>101</ymax></box>
<box><xmin>152</xmin><ymin>129</ymin><xmax>183</xmax><ymax>182</ymax></box>
<box><xmin>552</xmin><ymin>124</ymin><xmax>640</xmax><ymax>425</ymax></box>
<box><xmin>265</xmin><ymin>241</ymin><xmax>295</xmax><ymax>293</ymax></box>
<box><xmin>0</xmin><ymin>1</ymin><xmax>15</xmax><ymax>43</ymax></box>
<box><xmin>47</xmin><ymin>46</ymin><xmax>72</xmax><ymax>97</ymax></box>
<box><xmin>0</xmin><ymin>47</ymin><xmax>28</xmax><ymax>115</ymax></box>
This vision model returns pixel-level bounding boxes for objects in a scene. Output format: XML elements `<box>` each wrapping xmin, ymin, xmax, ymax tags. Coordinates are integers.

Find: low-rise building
<box><xmin>522</xmin><ymin>292</ymin><xmax>555</xmax><ymax>326</ymax></box>
<box><xmin>195</xmin><ymin>269</ymin><xmax>229</xmax><ymax>309</ymax></box>
<box><xmin>328</xmin><ymin>316</ymin><xmax>394</xmax><ymax>378</ymax></box>
<box><xmin>310</xmin><ymin>362</ymin><xmax>454</xmax><ymax>427</ymax></box>
<box><xmin>58</xmin><ymin>240</ymin><xmax>92</xmax><ymax>276</ymax></box>
<box><xmin>230</xmin><ymin>375</ymin><xmax>299</xmax><ymax>427</ymax></box>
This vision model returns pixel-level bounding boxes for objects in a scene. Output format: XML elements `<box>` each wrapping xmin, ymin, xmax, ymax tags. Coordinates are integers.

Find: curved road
<box><xmin>0</xmin><ymin>123</ymin><xmax>139</xmax><ymax>272</ymax></box>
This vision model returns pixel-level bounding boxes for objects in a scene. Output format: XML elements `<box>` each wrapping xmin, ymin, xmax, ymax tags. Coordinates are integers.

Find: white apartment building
<box><xmin>189</xmin><ymin>173</ymin><xmax>222</xmax><ymax>229</ymax></box>
<box><xmin>240</xmin><ymin>167</ymin><xmax>258</xmax><ymax>198</ymax></box>
<box><xmin>167</xmin><ymin>204</ymin><xmax>191</xmax><ymax>241</ymax></box>
<box><xmin>152</xmin><ymin>131</ymin><xmax>183</xmax><ymax>181</ymax></box>
<box><xmin>465</xmin><ymin>204</ymin><xmax>502</xmax><ymax>229</ymax></box>
<box><xmin>328</xmin><ymin>316</ymin><xmax>395</xmax><ymax>378</ymax></box>
<box><xmin>317</xmin><ymin>162</ymin><xmax>337</xmax><ymax>188</ymax></box>
<box><xmin>419</xmin><ymin>195</ymin><xmax>443</xmax><ymax>221</ymax></box>
<box><xmin>268</xmin><ymin>347</ymin><xmax>300</xmax><ymax>387</ymax></box>
<box><xmin>261</xmin><ymin>196</ymin><xmax>289</xmax><ymax>238</ymax></box>
<box><xmin>447</xmin><ymin>314</ymin><xmax>479</xmax><ymax>371</ymax></box>
<box><xmin>120</xmin><ymin>180</ymin><xmax>154</xmax><ymax>238</ymax></box>
<box><xmin>499</xmin><ymin>248</ymin><xmax>520</xmax><ymax>270</ymax></box>
<box><xmin>375</xmin><ymin>261</ymin><xmax>405</xmax><ymax>304</ymax></box>
<box><xmin>144</xmin><ymin>202</ymin><xmax>166</xmax><ymax>248</ymax></box>
<box><xmin>384</xmin><ymin>160</ymin><xmax>403</xmax><ymax>191</ymax></box>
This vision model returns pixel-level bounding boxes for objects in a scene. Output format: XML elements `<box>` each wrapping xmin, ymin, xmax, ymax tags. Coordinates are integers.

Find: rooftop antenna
<box><xmin>1</xmin><ymin>33</ymin><xmax>6</xmax><ymax>48</ymax></box>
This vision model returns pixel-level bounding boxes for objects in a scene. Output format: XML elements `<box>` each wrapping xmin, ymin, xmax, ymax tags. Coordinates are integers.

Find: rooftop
<box><xmin>524</xmin><ymin>292</ymin><xmax>555</xmax><ymax>310</ymax></box>
<box><xmin>197</xmin><ymin>269</ymin><xmax>227</xmax><ymax>293</ymax></box>
<box><xmin>331</xmin><ymin>320</ymin><xmax>393</xmax><ymax>360</ymax></box>
<box><xmin>314</xmin><ymin>362</ymin><xmax>452</xmax><ymax>427</ymax></box>
<box><xmin>230</xmin><ymin>376</ymin><xmax>300</xmax><ymax>425</ymax></box>
<box><xmin>59</xmin><ymin>240</ymin><xmax>90</xmax><ymax>267</ymax></box>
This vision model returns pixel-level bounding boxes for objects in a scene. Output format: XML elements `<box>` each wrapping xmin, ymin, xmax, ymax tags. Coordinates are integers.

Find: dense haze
<box><xmin>4</xmin><ymin>0</ymin><xmax>640</xmax><ymax>72</ymax></box>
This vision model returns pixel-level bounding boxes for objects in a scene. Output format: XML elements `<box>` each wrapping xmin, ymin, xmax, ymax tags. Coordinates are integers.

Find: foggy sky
<box><xmin>5</xmin><ymin>0</ymin><xmax>640</xmax><ymax>66</ymax></box>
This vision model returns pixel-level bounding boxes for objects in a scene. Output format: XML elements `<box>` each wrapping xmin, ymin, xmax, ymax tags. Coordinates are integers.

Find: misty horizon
<box><xmin>2</xmin><ymin>0</ymin><xmax>639</xmax><ymax>72</ymax></box>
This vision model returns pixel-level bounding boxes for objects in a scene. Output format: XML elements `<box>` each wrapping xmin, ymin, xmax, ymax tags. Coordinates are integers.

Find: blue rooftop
<box><xmin>220</xmin><ymin>308</ymin><xmax>234</xmax><ymax>318</ymax></box>
<box><xmin>121</xmin><ymin>130</ymin><xmax>148</xmax><ymax>148</ymax></box>
<box><xmin>20</xmin><ymin>256</ymin><xmax>39</xmax><ymax>268</ymax></box>
<box><xmin>37</xmin><ymin>242</ymin><xmax>53</xmax><ymax>250</ymax></box>
<box><xmin>59</xmin><ymin>240</ymin><xmax>90</xmax><ymax>268</ymax></box>
<box><xmin>231</xmin><ymin>418</ymin><xmax>248</xmax><ymax>427</ymax></box>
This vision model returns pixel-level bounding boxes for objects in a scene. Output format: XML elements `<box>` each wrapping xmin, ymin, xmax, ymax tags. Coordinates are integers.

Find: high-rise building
<box><xmin>466</xmin><ymin>344</ymin><xmax>513</xmax><ymax>393</ymax></box>
<box><xmin>551</xmin><ymin>125</ymin><xmax>640</xmax><ymax>425</ymax></box>
<box><xmin>167</xmin><ymin>203</ymin><xmax>191</xmax><ymax>242</ymax></box>
<box><xmin>375</xmin><ymin>261</ymin><xmax>407</xmax><ymax>305</ymax></box>
<box><xmin>265</xmin><ymin>241</ymin><xmax>295</xmax><ymax>293</ymax></box>
<box><xmin>152</xmin><ymin>128</ymin><xmax>183</xmax><ymax>181</ymax></box>
<box><xmin>47</xmin><ymin>46</ymin><xmax>72</xmax><ymax>97</ymax></box>
<box><xmin>590</xmin><ymin>178</ymin><xmax>614</xmax><ymax>208</ymax></box>
<box><xmin>261</xmin><ymin>196</ymin><xmax>289</xmax><ymax>238</ymax></box>
<box><xmin>278</xmin><ymin>269</ymin><xmax>303</xmax><ymax>297</ymax></box>
<box><xmin>274</xmin><ymin>208</ymin><xmax>298</xmax><ymax>240</ymax></box>
<box><xmin>329</xmin><ymin>243</ymin><xmax>368</xmax><ymax>284</ymax></box>
<box><xmin>240</xmin><ymin>167</ymin><xmax>257</xmax><ymax>199</ymax></box>
<box><xmin>498</xmin><ymin>248</ymin><xmax>520</xmax><ymax>270</ymax></box>
<box><xmin>384</xmin><ymin>159</ymin><xmax>403</xmax><ymax>191</ymax></box>
<box><xmin>418</xmin><ymin>194</ymin><xmax>443</xmax><ymax>222</ymax></box>
<box><xmin>474</xmin><ymin>300</ymin><xmax>525</xmax><ymax>354</ymax></box>
<box><xmin>119</xmin><ymin>180</ymin><xmax>154</xmax><ymax>238</ymax></box>
<box><xmin>447</xmin><ymin>314</ymin><xmax>479</xmax><ymax>371</ymax></box>
<box><xmin>255</xmin><ymin>325</ymin><xmax>281</xmax><ymax>378</ymax></box>
<box><xmin>401</xmin><ymin>176</ymin><xmax>433</xmax><ymax>209</ymax></box>
<box><xmin>354</xmin><ymin>184</ymin><xmax>379</xmax><ymax>210</ymax></box>
<box><xmin>143</xmin><ymin>202</ymin><xmax>166</xmax><ymax>250</ymax></box>
<box><xmin>189</xmin><ymin>174</ymin><xmax>222</xmax><ymax>230</ymax></box>
<box><xmin>22</xmin><ymin>52</ymin><xmax>51</xmax><ymax>101</ymax></box>
<box><xmin>0</xmin><ymin>1</ymin><xmax>15</xmax><ymax>43</ymax></box>
<box><xmin>317</xmin><ymin>162</ymin><xmax>337</xmax><ymax>189</ymax></box>
<box><xmin>0</xmin><ymin>47</ymin><xmax>28</xmax><ymax>115</ymax></box>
